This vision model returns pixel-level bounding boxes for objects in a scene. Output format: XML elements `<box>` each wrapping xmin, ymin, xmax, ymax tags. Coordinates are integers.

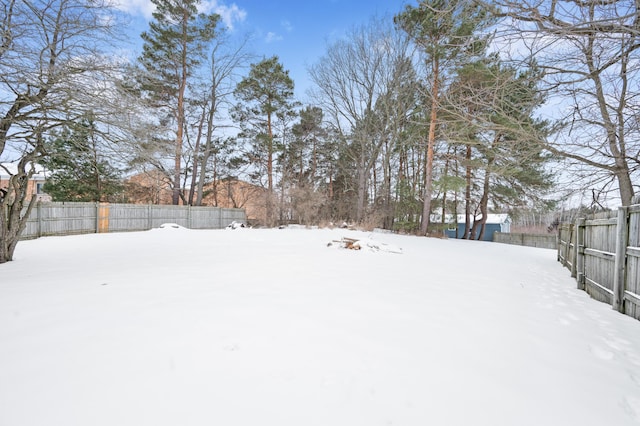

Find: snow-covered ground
<box><xmin>1</xmin><ymin>226</ymin><xmax>639</xmax><ymax>426</ymax></box>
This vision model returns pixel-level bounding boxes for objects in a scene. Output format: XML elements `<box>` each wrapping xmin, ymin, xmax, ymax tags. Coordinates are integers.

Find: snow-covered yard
<box><xmin>1</xmin><ymin>227</ymin><xmax>639</xmax><ymax>426</ymax></box>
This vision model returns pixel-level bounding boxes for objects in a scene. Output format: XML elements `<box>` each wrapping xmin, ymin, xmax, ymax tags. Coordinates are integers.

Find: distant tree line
<box><xmin>1</xmin><ymin>0</ymin><xmax>638</xmax><ymax>262</ymax></box>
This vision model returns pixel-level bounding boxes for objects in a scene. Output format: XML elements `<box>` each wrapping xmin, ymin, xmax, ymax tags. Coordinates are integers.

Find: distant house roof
<box><xmin>478</xmin><ymin>214</ymin><xmax>511</xmax><ymax>225</ymax></box>
<box><xmin>432</xmin><ymin>213</ymin><xmax>511</xmax><ymax>225</ymax></box>
<box><xmin>0</xmin><ymin>162</ymin><xmax>48</xmax><ymax>181</ymax></box>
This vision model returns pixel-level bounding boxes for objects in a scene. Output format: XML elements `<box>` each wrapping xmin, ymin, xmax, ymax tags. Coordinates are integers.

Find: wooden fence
<box><xmin>494</xmin><ymin>232</ymin><xmax>557</xmax><ymax>249</ymax></box>
<box><xmin>558</xmin><ymin>199</ymin><xmax>640</xmax><ymax>321</ymax></box>
<box><xmin>21</xmin><ymin>202</ymin><xmax>246</xmax><ymax>239</ymax></box>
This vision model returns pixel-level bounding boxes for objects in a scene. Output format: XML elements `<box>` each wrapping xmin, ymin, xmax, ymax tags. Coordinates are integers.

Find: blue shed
<box><xmin>443</xmin><ymin>214</ymin><xmax>511</xmax><ymax>241</ymax></box>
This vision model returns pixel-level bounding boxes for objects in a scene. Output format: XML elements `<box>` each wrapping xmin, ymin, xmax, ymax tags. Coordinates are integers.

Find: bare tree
<box><xmin>483</xmin><ymin>0</ymin><xmax>640</xmax><ymax>206</ymax></box>
<box><xmin>309</xmin><ymin>17</ymin><xmax>412</xmax><ymax>223</ymax></box>
<box><xmin>191</xmin><ymin>33</ymin><xmax>252</xmax><ymax>206</ymax></box>
<box><xmin>0</xmin><ymin>0</ymin><xmax>122</xmax><ymax>263</ymax></box>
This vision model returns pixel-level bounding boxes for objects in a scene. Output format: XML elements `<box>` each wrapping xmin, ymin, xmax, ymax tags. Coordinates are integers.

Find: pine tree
<box><xmin>232</xmin><ymin>56</ymin><xmax>297</xmax><ymax>226</ymax></box>
<box><xmin>444</xmin><ymin>57</ymin><xmax>554</xmax><ymax>239</ymax></box>
<box><xmin>139</xmin><ymin>0</ymin><xmax>219</xmax><ymax>205</ymax></box>
<box><xmin>395</xmin><ymin>0</ymin><xmax>494</xmax><ymax>235</ymax></box>
<box><xmin>43</xmin><ymin>120</ymin><xmax>123</xmax><ymax>202</ymax></box>
<box><xmin>289</xmin><ymin>106</ymin><xmax>327</xmax><ymax>187</ymax></box>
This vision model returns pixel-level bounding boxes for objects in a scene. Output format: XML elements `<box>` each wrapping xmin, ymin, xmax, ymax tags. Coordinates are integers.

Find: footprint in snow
<box><xmin>557</xmin><ymin>312</ymin><xmax>580</xmax><ymax>326</ymax></box>
<box><xmin>558</xmin><ymin>317</ymin><xmax>571</xmax><ymax>326</ymax></box>
<box><xmin>603</xmin><ymin>336</ymin><xmax>631</xmax><ymax>351</ymax></box>
<box><xmin>588</xmin><ymin>344</ymin><xmax>615</xmax><ymax>361</ymax></box>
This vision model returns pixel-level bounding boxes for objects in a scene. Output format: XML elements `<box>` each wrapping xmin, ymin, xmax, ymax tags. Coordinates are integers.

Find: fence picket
<box><xmin>21</xmin><ymin>202</ymin><xmax>246</xmax><ymax>240</ymax></box>
<box><xmin>559</xmin><ymin>203</ymin><xmax>640</xmax><ymax>321</ymax></box>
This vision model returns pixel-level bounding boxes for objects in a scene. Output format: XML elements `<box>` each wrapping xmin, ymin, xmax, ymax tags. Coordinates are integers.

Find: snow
<box><xmin>1</xmin><ymin>227</ymin><xmax>640</xmax><ymax>426</ymax></box>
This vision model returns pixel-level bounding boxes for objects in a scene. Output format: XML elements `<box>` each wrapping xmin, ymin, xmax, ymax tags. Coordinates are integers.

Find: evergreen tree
<box><xmin>232</xmin><ymin>56</ymin><xmax>297</xmax><ymax>226</ymax></box>
<box><xmin>289</xmin><ymin>106</ymin><xmax>327</xmax><ymax>187</ymax></box>
<box><xmin>139</xmin><ymin>0</ymin><xmax>219</xmax><ymax>205</ymax></box>
<box><xmin>43</xmin><ymin>120</ymin><xmax>123</xmax><ymax>202</ymax></box>
<box><xmin>395</xmin><ymin>0</ymin><xmax>494</xmax><ymax>235</ymax></box>
<box><xmin>444</xmin><ymin>56</ymin><xmax>554</xmax><ymax>239</ymax></box>
<box><xmin>285</xmin><ymin>106</ymin><xmax>331</xmax><ymax>225</ymax></box>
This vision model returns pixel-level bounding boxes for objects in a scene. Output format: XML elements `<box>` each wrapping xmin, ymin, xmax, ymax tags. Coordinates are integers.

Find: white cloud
<box><xmin>281</xmin><ymin>19</ymin><xmax>293</xmax><ymax>33</ymax></box>
<box><xmin>200</xmin><ymin>1</ymin><xmax>247</xmax><ymax>30</ymax></box>
<box><xmin>265</xmin><ymin>32</ymin><xmax>283</xmax><ymax>43</ymax></box>
<box><xmin>111</xmin><ymin>0</ymin><xmax>155</xmax><ymax>19</ymax></box>
<box><xmin>112</xmin><ymin>0</ymin><xmax>247</xmax><ymax>30</ymax></box>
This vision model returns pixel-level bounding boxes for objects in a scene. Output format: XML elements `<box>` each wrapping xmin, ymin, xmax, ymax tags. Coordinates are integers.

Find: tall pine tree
<box><xmin>139</xmin><ymin>0</ymin><xmax>219</xmax><ymax>204</ymax></box>
<box><xmin>232</xmin><ymin>56</ymin><xmax>297</xmax><ymax>226</ymax></box>
<box><xmin>395</xmin><ymin>0</ymin><xmax>494</xmax><ymax>235</ymax></box>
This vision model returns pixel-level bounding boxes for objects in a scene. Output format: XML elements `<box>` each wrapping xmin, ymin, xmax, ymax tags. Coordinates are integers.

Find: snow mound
<box><xmin>225</xmin><ymin>221</ymin><xmax>246</xmax><ymax>230</ymax></box>
<box><xmin>158</xmin><ymin>223</ymin><xmax>186</xmax><ymax>230</ymax></box>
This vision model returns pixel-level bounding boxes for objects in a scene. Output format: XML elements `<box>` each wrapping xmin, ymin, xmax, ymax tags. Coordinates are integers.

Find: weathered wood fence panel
<box><xmin>21</xmin><ymin>202</ymin><xmax>246</xmax><ymax>240</ymax></box>
<box><xmin>494</xmin><ymin>232</ymin><xmax>557</xmax><ymax>249</ymax></box>
<box><xmin>558</xmin><ymin>223</ymin><xmax>575</xmax><ymax>270</ymax></box>
<box><xmin>624</xmin><ymin>205</ymin><xmax>640</xmax><ymax>319</ymax></box>
<box><xmin>560</xmin><ymin>199</ymin><xmax>640</xmax><ymax>321</ymax></box>
<box><xmin>108</xmin><ymin>204</ymin><xmax>153</xmax><ymax>232</ymax></box>
<box><xmin>583</xmin><ymin>216</ymin><xmax>617</xmax><ymax>304</ymax></box>
<box><xmin>150</xmin><ymin>205</ymin><xmax>190</xmax><ymax>229</ymax></box>
<box><xmin>23</xmin><ymin>202</ymin><xmax>98</xmax><ymax>238</ymax></box>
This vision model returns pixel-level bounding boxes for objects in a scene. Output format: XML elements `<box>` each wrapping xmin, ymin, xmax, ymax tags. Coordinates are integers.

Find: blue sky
<box><xmin>116</xmin><ymin>0</ymin><xmax>412</xmax><ymax>101</ymax></box>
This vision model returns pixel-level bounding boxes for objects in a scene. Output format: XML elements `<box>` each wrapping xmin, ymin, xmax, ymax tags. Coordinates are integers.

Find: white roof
<box><xmin>432</xmin><ymin>213</ymin><xmax>511</xmax><ymax>224</ymax></box>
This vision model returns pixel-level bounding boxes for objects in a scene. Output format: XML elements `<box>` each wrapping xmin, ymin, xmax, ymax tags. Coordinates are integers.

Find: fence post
<box><xmin>97</xmin><ymin>203</ymin><xmax>110</xmax><ymax>233</ymax></box>
<box><xmin>576</xmin><ymin>218</ymin><xmax>586</xmax><ymax>290</ymax></box>
<box><xmin>560</xmin><ymin>224</ymin><xmax>573</xmax><ymax>268</ymax></box>
<box><xmin>613</xmin><ymin>206</ymin><xmax>629</xmax><ymax>313</ymax></box>
<box><xmin>36</xmin><ymin>201</ymin><xmax>42</xmax><ymax>238</ymax></box>
<box><xmin>562</xmin><ymin>223</ymin><xmax>573</xmax><ymax>268</ymax></box>
<box><xmin>571</xmin><ymin>222</ymin><xmax>578</xmax><ymax>278</ymax></box>
<box><xmin>148</xmin><ymin>204</ymin><xmax>152</xmax><ymax>230</ymax></box>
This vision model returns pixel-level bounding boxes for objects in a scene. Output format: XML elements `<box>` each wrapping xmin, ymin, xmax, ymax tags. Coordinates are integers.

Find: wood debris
<box><xmin>327</xmin><ymin>237</ymin><xmax>361</xmax><ymax>250</ymax></box>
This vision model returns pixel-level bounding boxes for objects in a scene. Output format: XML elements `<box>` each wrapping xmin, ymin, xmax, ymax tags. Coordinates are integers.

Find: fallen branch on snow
<box><xmin>327</xmin><ymin>236</ymin><xmax>402</xmax><ymax>254</ymax></box>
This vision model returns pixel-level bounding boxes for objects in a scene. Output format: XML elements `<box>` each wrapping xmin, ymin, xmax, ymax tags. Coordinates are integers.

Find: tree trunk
<box><xmin>420</xmin><ymin>58</ymin><xmax>439</xmax><ymax>236</ymax></box>
<box><xmin>196</xmin><ymin>91</ymin><xmax>218</xmax><ymax>206</ymax></box>
<box><xmin>463</xmin><ymin>144</ymin><xmax>472</xmax><ymax>239</ymax></box>
<box><xmin>173</xmin><ymin>10</ymin><xmax>189</xmax><ymax>206</ymax></box>
<box><xmin>189</xmin><ymin>106</ymin><xmax>206</xmax><ymax>205</ymax></box>
<box><xmin>0</xmin><ymin>157</ymin><xmax>40</xmax><ymax>263</ymax></box>
<box><xmin>441</xmin><ymin>152</ymin><xmax>450</xmax><ymax>235</ymax></box>
<box><xmin>266</xmin><ymin>109</ymin><xmax>274</xmax><ymax>226</ymax></box>
<box><xmin>356</xmin><ymin>149</ymin><xmax>367</xmax><ymax>222</ymax></box>
<box><xmin>474</xmin><ymin>163</ymin><xmax>492</xmax><ymax>241</ymax></box>
<box><xmin>616</xmin><ymin>166</ymin><xmax>635</xmax><ymax>206</ymax></box>
<box><xmin>383</xmin><ymin>139</ymin><xmax>393</xmax><ymax>230</ymax></box>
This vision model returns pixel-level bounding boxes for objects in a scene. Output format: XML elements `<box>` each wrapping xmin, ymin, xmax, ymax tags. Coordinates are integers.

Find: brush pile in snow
<box><xmin>327</xmin><ymin>236</ymin><xmax>403</xmax><ymax>254</ymax></box>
